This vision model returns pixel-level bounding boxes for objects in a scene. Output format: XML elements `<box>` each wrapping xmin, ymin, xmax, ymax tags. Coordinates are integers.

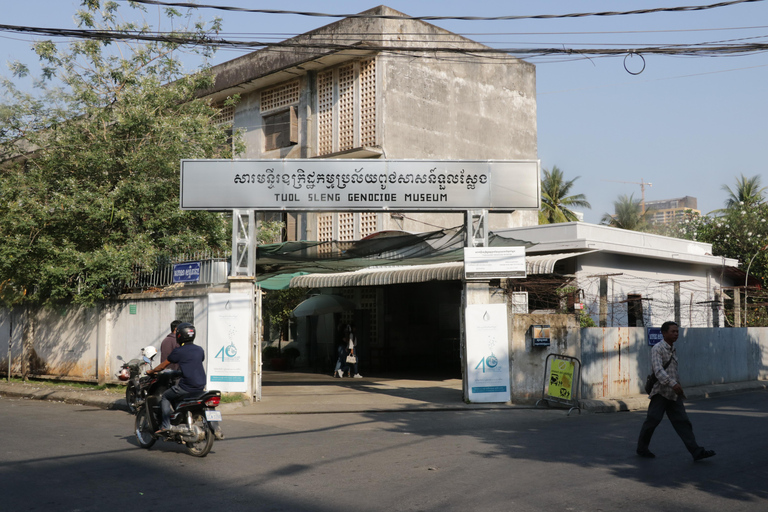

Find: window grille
<box><xmin>317</xmin><ymin>71</ymin><xmax>334</xmax><ymax>156</ymax></box>
<box><xmin>338</xmin><ymin>212</ymin><xmax>355</xmax><ymax>241</ymax></box>
<box><xmin>359</xmin><ymin>59</ymin><xmax>377</xmax><ymax>147</ymax></box>
<box><xmin>175</xmin><ymin>302</ymin><xmax>195</xmax><ymax>324</ymax></box>
<box><xmin>214</xmin><ymin>104</ymin><xmax>234</xmax><ymax>126</ymax></box>
<box><xmin>360</xmin><ymin>213</ymin><xmax>378</xmax><ymax>238</ymax></box>
<box><xmin>260</xmin><ymin>80</ymin><xmax>300</xmax><ymax>113</ymax></box>
<box><xmin>315</xmin><ymin>58</ymin><xmax>376</xmax><ymax>156</ymax></box>
<box><xmin>338</xmin><ymin>64</ymin><xmax>356</xmax><ymax>152</ymax></box>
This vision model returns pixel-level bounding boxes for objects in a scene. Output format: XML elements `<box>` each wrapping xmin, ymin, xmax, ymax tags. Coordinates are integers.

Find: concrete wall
<box><xmin>0</xmin><ymin>294</ymin><xmax>215</xmax><ymax>384</ymax></box>
<box><xmin>578</xmin><ymin>327</ymin><xmax>768</xmax><ymax>400</ymax></box>
<box><xmin>509</xmin><ymin>314</ymin><xmax>580</xmax><ymax>401</ymax></box>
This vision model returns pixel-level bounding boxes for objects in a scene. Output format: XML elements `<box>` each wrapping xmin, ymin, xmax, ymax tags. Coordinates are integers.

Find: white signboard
<box><xmin>464</xmin><ymin>247</ymin><xmax>526</xmax><ymax>279</ymax></box>
<box><xmin>180</xmin><ymin>159</ymin><xmax>540</xmax><ymax>211</ymax></box>
<box><xmin>466</xmin><ymin>304</ymin><xmax>511</xmax><ymax>403</ymax></box>
<box><xmin>206</xmin><ymin>293</ymin><xmax>252</xmax><ymax>392</ymax></box>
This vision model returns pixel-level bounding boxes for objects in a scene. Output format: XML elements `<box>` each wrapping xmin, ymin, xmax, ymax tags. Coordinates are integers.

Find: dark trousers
<box><xmin>637</xmin><ymin>394</ymin><xmax>701</xmax><ymax>455</ymax></box>
<box><xmin>160</xmin><ymin>384</ymin><xmax>188</xmax><ymax>430</ymax></box>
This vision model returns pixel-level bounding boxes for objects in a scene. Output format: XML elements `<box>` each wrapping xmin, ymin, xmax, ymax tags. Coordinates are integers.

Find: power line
<box><xmin>122</xmin><ymin>0</ymin><xmax>766</xmax><ymax>21</ymax></box>
<box><xmin>3</xmin><ymin>23</ymin><xmax>768</xmax><ymax>58</ymax></box>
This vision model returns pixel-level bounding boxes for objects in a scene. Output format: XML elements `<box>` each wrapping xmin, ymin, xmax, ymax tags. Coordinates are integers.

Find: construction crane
<box><xmin>602</xmin><ymin>178</ymin><xmax>653</xmax><ymax>213</ymax></box>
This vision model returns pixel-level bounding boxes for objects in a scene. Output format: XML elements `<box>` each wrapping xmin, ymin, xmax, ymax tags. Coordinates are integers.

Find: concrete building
<box><xmin>202</xmin><ymin>5</ymin><xmax>538</xmax><ymax>241</ymax></box>
<box><xmin>644</xmin><ymin>196</ymin><xmax>700</xmax><ymax>225</ymax></box>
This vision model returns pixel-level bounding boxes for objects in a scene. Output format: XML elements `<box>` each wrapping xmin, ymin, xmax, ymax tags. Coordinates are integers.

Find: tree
<box><xmin>600</xmin><ymin>194</ymin><xmax>652</xmax><ymax>231</ymax></box>
<box><xmin>0</xmin><ymin>1</ymin><xmax>240</xmax><ymax>307</ymax></box>
<box><xmin>667</xmin><ymin>200</ymin><xmax>768</xmax><ymax>326</ymax></box>
<box><xmin>538</xmin><ymin>165</ymin><xmax>591</xmax><ymax>224</ymax></box>
<box><xmin>721</xmin><ymin>174</ymin><xmax>766</xmax><ymax>209</ymax></box>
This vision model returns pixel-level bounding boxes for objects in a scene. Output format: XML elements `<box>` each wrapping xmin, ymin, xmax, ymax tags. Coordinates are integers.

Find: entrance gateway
<box><xmin>180</xmin><ymin>159</ymin><xmax>541</xmax><ymax>402</ymax></box>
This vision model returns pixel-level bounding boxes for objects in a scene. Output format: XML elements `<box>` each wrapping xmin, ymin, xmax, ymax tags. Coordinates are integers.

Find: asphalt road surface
<box><xmin>2</xmin><ymin>390</ymin><xmax>767</xmax><ymax>511</ymax></box>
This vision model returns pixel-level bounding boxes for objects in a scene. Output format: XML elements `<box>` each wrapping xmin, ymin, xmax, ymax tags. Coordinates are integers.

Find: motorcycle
<box><xmin>117</xmin><ymin>357</ymin><xmax>152</xmax><ymax>414</ymax></box>
<box><xmin>134</xmin><ymin>371</ymin><xmax>222</xmax><ymax>457</ymax></box>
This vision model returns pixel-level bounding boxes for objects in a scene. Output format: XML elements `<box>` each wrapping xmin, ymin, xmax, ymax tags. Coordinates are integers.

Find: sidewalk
<box><xmin>1</xmin><ymin>372</ymin><xmax>766</xmax><ymax>414</ymax></box>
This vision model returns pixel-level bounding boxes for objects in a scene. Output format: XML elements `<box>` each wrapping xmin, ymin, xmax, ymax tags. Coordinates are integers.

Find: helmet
<box><xmin>142</xmin><ymin>346</ymin><xmax>157</xmax><ymax>363</ymax></box>
<box><xmin>118</xmin><ymin>367</ymin><xmax>130</xmax><ymax>381</ymax></box>
<box><xmin>176</xmin><ymin>322</ymin><xmax>196</xmax><ymax>345</ymax></box>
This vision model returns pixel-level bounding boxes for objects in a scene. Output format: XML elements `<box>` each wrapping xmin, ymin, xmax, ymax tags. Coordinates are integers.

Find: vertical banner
<box><xmin>547</xmin><ymin>358</ymin><xmax>575</xmax><ymax>400</ymax></box>
<box><xmin>207</xmin><ymin>293</ymin><xmax>252</xmax><ymax>392</ymax></box>
<box><xmin>466</xmin><ymin>304</ymin><xmax>511</xmax><ymax>403</ymax></box>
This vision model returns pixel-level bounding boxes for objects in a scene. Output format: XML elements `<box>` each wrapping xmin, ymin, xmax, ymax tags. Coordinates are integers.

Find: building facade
<box><xmin>203</xmin><ymin>5</ymin><xmax>539</xmax><ymax>242</ymax></box>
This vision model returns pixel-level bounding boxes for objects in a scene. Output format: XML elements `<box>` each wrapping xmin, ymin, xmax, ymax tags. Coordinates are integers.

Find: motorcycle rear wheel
<box><xmin>135</xmin><ymin>408</ymin><xmax>156</xmax><ymax>449</ymax></box>
<box><xmin>185</xmin><ymin>412</ymin><xmax>214</xmax><ymax>457</ymax></box>
<box><xmin>125</xmin><ymin>382</ymin><xmax>138</xmax><ymax>414</ymax></box>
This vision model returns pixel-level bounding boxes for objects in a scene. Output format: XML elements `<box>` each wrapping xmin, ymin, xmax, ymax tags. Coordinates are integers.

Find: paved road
<box><xmin>2</xmin><ymin>390</ymin><xmax>767</xmax><ymax>511</ymax></box>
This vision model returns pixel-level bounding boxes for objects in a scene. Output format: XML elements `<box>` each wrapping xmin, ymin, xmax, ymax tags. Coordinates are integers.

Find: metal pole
<box><xmin>6</xmin><ymin>315</ymin><xmax>11</xmax><ymax>381</ymax></box>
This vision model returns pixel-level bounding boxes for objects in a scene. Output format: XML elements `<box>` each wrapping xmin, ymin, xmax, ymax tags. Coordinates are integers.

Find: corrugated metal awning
<box><xmin>289</xmin><ymin>251</ymin><xmax>596</xmax><ymax>288</ymax></box>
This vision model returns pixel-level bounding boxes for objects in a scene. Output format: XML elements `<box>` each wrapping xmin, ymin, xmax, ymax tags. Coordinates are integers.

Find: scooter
<box><xmin>134</xmin><ymin>371</ymin><xmax>222</xmax><ymax>457</ymax></box>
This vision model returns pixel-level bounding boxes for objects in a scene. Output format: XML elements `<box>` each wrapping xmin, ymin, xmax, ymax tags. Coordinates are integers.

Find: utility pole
<box><xmin>602</xmin><ymin>178</ymin><xmax>653</xmax><ymax>213</ymax></box>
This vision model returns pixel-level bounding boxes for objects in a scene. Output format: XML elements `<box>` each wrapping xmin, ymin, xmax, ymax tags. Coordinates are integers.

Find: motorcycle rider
<box><xmin>147</xmin><ymin>322</ymin><xmax>224</xmax><ymax>440</ymax></box>
<box><xmin>147</xmin><ymin>323</ymin><xmax>206</xmax><ymax>433</ymax></box>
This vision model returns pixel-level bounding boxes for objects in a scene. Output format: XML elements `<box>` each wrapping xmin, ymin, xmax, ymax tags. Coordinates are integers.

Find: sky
<box><xmin>2</xmin><ymin>0</ymin><xmax>768</xmax><ymax>224</ymax></box>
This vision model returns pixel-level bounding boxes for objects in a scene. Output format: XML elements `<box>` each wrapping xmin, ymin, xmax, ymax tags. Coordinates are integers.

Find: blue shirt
<box><xmin>168</xmin><ymin>344</ymin><xmax>206</xmax><ymax>392</ymax></box>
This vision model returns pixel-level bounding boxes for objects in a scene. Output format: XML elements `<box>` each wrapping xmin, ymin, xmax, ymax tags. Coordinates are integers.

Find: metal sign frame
<box><xmin>535</xmin><ymin>354</ymin><xmax>582</xmax><ymax>415</ymax></box>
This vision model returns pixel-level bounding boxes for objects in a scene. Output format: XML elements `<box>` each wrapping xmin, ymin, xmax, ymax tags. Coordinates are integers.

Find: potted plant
<box><xmin>263</xmin><ymin>345</ymin><xmax>287</xmax><ymax>371</ymax></box>
<box><xmin>283</xmin><ymin>347</ymin><xmax>300</xmax><ymax>369</ymax></box>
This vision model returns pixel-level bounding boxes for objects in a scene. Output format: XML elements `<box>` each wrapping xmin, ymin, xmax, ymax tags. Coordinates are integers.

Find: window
<box><xmin>261</xmin><ymin>80</ymin><xmax>301</xmax><ymax>151</ymax></box>
<box><xmin>316</xmin><ymin>58</ymin><xmax>377</xmax><ymax>156</ymax></box>
<box><xmin>263</xmin><ymin>107</ymin><xmax>298</xmax><ymax>151</ymax></box>
<box><xmin>627</xmin><ymin>294</ymin><xmax>644</xmax><ymax>327</ymax></box>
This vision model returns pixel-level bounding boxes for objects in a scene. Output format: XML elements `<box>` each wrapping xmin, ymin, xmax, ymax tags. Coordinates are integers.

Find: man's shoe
<box><xmin>214</xmin><ymin>429</ymin><xmax>225</xmax><ymax>440</ymax></box>
<box><xmin>353</xmin><ymin>374</ymin><xmax>363</xmax><ymax>378</ymax></box>
<box><xmin>636</xmin><ymin>449</ymin><xmax>656</xmax><ymax>458</ymax></box>
<box><xmin>693</xmin><ymin>449</ymin><xmax>716</xmax><ymax>461</ymax></box>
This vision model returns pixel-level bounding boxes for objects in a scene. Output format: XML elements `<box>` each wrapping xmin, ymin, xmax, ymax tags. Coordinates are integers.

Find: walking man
<box><xmin>636</xmin><ymin>321</ymin><xmax>715</xmax><ymax>461</ymax></box>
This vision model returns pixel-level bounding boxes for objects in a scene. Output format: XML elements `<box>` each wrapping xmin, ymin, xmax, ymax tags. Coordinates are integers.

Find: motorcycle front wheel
<box><xmin>125</xmin><ymin>382</ymin><xmax>138</xmax><ymax>414</ymax></box>
<box><xmin>185</xmin><ymin>412</ymin><xmax>214</xmax><ymax>457</ymax></box>
<box><xmin>134</xmin><ymin>408</ymin><xmax>156</xmax><ymax>449</ymax></box>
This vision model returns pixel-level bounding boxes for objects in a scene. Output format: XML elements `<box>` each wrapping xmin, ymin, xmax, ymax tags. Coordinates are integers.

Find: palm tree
<box><xmin>601</xmin><ymin>194</ymin><xmax>652</xmax><ymax>231</ymax></box>
<box><xmin>721</xmin><ymin>174</ymin><xmax>766</xmax><ymax>208</ymax></box>
<box><xmin>539</xmin><ymin>165</ymin><xmax>591</xmax><ymax>224</ymax></box>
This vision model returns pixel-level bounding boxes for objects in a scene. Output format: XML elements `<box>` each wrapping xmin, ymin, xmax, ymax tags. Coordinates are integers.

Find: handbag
<box><xmin>644</xmin><ymin>358</ymin><xmax>671</xmax><ymax>394</ymax></box>
<box><xmin>346</xmin><ymin>354</ymin><xmax>357</xmax><ymax>364</ymax></box>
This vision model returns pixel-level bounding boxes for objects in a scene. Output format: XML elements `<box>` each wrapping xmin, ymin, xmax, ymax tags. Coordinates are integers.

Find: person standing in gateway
<box><xmin>636</xmin><ymin>321</ymin><xmax>715</xmax><ymax>461</ymax></box>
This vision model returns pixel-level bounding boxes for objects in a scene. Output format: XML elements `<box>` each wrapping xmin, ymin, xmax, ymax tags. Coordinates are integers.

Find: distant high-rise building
<box><xmin>644</xmin><ymin>196</ymin><xmax>700</xmax><ymax>225</ymax></box>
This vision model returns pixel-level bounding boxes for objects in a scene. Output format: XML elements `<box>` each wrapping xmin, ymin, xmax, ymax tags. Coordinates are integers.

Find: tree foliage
<box><xmin>720</xmin><ymin>173</ymin><xmax>766</xmax><ymax>210</ymax></box>
<box><xmin>665</xmin><ymin>189</ymin><xmax>768</xmax><ymax>326</ymax></box>
<box><xmin>600</xmin><ymin>194</ymin><xmax>652</xmax><ymax>231</ymax></box>
<box><xmin>538</xmin><ymin>165</ymin><xmax>591</xmax><ymax>224</ymax></box>
<box><xmin>0</xmin><ymin>1</ymin><xmax>240</xmax><ymax>307</ymax></box>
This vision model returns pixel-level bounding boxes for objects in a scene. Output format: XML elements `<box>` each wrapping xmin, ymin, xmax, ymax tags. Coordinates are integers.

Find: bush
<box><xmin>262</xmin><ymin>346</ymin><xmax>281</xmax><ymax>359</ymax></box>
<box><xmin>283</xmin><ymin>347</ymin><xmax>300</xmax><ymax>362</ymax></box>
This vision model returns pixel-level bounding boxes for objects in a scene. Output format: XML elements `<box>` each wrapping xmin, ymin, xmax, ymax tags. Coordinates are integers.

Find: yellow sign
<box><xmin>548</xmin><ymin>359</ymin><xmax>575</xmax><ymax>400</ymax></box>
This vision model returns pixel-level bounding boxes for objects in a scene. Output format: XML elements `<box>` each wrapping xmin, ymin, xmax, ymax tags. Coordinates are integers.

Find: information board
<box><xmin>466</xmin><ymin>304</ymin><xmax>511</xmax><ymax>403</ymax></box>
<box><xmin>464</xmin><ymin>247</ymin><xmax>526</xmax><ymax>279</ymax></box>
<box><xmin>206</xmin><ymin>293</ymin><xmax>252</xmax><ymax>393</ymax></box>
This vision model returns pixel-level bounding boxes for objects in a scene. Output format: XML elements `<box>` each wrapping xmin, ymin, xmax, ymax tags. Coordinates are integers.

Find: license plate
<box><xmin>205</xmin><ymin>410</ymin><xmax>222</xmax><ymax>422</ymax></box>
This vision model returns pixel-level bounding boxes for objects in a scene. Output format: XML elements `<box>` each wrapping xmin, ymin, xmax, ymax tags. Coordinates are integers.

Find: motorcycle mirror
<box><xmin>117</xmin><ymin>355</ymin><xmax>124</xmax><ymax>361</ymax></box>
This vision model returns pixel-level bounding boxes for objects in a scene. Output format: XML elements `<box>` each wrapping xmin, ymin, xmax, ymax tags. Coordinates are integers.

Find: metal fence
<box><xmin>124</xmin><ymin>251</ymin><xmax>230</xmax><ymax>291</ymax></box>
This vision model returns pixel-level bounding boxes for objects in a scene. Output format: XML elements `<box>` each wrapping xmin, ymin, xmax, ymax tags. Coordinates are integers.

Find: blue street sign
<box><xmin>647</xmin><ymin>327</ymin><xmax>663</xmax><ymax>346</ymax></box>
<box><xmin>173</xmin><ymin>262</ymin><xmax>201</xmax><ymax>283</ymax></box>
